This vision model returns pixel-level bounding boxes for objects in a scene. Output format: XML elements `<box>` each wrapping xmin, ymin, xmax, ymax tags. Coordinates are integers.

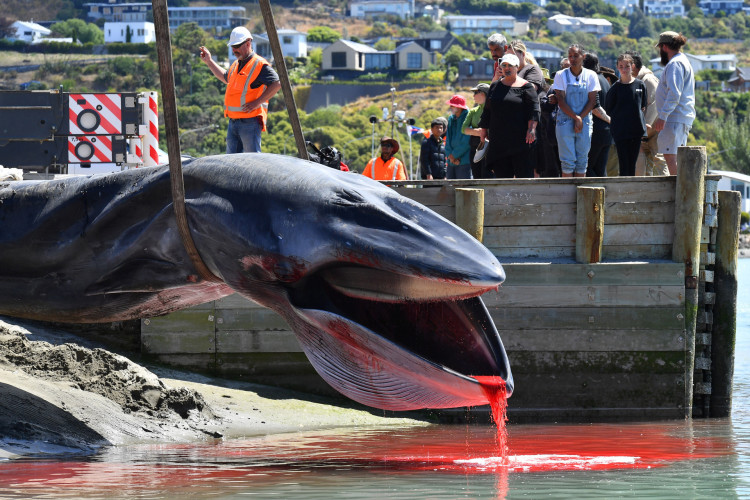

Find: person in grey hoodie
<box><xmin>626</xmin><ymin>51</ymin><xmax>669</xmax><ymax>176</ymax></box>
<box><xmin>653</xmin><ymin>31</ymin><xmax>695</xmax><ymax>175</ymax></box>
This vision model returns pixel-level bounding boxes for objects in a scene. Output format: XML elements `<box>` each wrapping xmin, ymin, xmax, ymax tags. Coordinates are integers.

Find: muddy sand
<box><xmin>0</xmin><ymin>317</ymin><xmax>428</xmax><ymax>459</ymax></box>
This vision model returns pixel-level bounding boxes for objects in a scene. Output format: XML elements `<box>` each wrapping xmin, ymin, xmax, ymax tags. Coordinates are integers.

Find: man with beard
<box><xmin>653</xmin><ymin>31</ymin><xmax>695</xmax><ymax>175</ymax></box>
<box><xmin>363</xmin><ymin>137</ymin><xmax>407</xmax><ymax>181</ymax></box>
<box><xmin>200</xmin><ymin>27</ymin><xmax>281</xmax><ymax>153</ymax></box>
<box><xmin>487</xmin><ymin>33</ymin><xmax>511</xmax><ymax>82</ymax></box>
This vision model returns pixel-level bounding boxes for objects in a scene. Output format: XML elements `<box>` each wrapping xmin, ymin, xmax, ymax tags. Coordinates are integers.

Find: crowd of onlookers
<box><xmin>362</xmin><ymin>31</ymin><xmax>696</xmax><ymax>182</ymax></box>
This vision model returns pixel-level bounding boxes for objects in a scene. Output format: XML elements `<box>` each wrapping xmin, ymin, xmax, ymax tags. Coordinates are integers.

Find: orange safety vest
<box><xmin>363</xmin><ymin>157</ymin><xmax>407</xmax><ymax>181</ymax></box>
<box><xmin>224</xmin><ymin>53</ymin><xmax>270</xmax><ymax>131</ymax></box>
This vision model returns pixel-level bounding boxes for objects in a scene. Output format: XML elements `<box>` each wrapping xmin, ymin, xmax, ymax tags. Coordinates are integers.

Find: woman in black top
<box><xmin>478</xmin><ymin>53</ymin><xmax>540</xmax><ymax>178</ymax></box>
<box><xmin>604</xmin><ymin>53</ymin><xmax>647</xmax><ymax>176</ymax></box>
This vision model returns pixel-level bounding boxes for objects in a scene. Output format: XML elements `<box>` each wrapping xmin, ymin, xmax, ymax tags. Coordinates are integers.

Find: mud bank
<box><xmin>0</xmin><ymin>318</ymin><xmax>427</xmax><ymax>459</ymax></box>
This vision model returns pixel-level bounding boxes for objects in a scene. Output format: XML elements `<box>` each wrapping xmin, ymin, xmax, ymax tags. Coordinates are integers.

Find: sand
<box><xmin>0</xmin><ymin>317</ymin><xmax>428</xmax><ymax>460</ymax></box>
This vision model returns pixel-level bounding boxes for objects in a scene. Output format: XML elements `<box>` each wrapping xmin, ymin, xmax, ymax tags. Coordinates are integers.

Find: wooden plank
<box><xmin>215</xmin><ymin>330</ymin><xmax>302</xmax><ymax>353</ymax></box>
<box><xmin>214</xmin><ymin>352</ymin><xmax>317</xmax><ymax>376</ymax></box>
<box><xmin>605</xmin><ymin>201</ymin><xmax>675</xmax><ymax>224</ymax></box>
<box><xmin>483</xmin><ymin>284</ymin><xmax>685</xmax><ymax>308</ymax></box>
<box><xmin>484</xmin><ymin>225</ymin><xmax>575</xmax><ymax>248</ymax></box>
<box><xmin>488</xmin><ymin>246</ymin><xmax>575</xmax><ymax>260</ymax></box>
<box><xmin>141</xmin><ymin>309</ymin><xmax>215</xmax><ymax>334</ymax></box>
<box><xmin>397</xmin><ymin>185</ymin><xmax>456</xmax><ymax>206</ymax></box>
<box><xmin>576</xmin><ymin>186</ymin><xmax>605</xmax><ymax>264</ymax></box>
<box><xmin>500</xmin><ymin>329</ymin><xmax>685</xmax><ymax>351</ymax></box>
<box><xmin>500</xmin><ymin>263</ymin><xmax>685</xmax><ymax>286</ymax></box>
<box><xmin>149</xmin><ymin>353</ymin><xmax>216</xmax><ymax>372</ymax></box>
<box><xmin>483</xmin><ymin>203</ymin><xmax>576</xmax><ymax>226</ymax></box>
<box><xmin>216</xmin><ymin>308</ymin><xmax>290</xmax><ymax>331</ymax></box>
<box><xmin>141</xmin><ymin>331</ymin><xmax>215</xmax><ymax>354</ymax></box>
<box><xmin>601</xmin><ymin>244</ymin><xmax>672</xmax><ymax>260</ymax></box>
<box><xmin>489</xmin><ymin>306</ymin><xmax>685</xmax><ymax>330</ymax></box>
<box><xmin>507</xmin><ymin>351</ymin><xmax>685</xmax><ymax>373</ymax></box>
<box><xmin>506</xmin><ymin>372</ymin><xmax>684</xmax><ymax>412</ymax></box>
<box><xmin>603</xmin><ymin>223</ymin><xmax>674</xmax><ymax>245</ymax></box>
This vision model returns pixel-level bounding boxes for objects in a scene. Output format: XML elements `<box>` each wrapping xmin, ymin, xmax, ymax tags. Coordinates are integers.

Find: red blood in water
<box><xmin>474</xmin><ymin>375</ymin><xmax>509</xmax><ymax>460</ymax></box>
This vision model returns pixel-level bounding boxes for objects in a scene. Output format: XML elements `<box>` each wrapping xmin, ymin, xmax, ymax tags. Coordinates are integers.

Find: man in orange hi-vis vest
<box><xmin>363</xmin><ymin>137</ymin><xmax>407</xmax><ymax>181</ymax></box>
<box><xmin>199</xmin><ymin>27</ymin><xmax>281</xmax><ymax>153</ymax></box>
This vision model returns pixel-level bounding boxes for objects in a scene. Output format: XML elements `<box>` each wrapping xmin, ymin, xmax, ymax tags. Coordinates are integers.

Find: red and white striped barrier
<box><xmin>141</xmin><ymin>91</ymin><xmax>160</xmax><ymax>167</ymax></box>
<box><xmin>68</xmin><ymin>94</ymin><xmax>123</xmax><ymax>135</ymax></box>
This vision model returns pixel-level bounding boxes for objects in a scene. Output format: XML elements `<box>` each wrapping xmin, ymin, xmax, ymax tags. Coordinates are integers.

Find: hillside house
<box><xmin>547</xmin><ymin>14</ymin><xmax>612</xmax><ymax>38</ymax></box>
<box><xmin>104</xmin><ymin>21</ymin><xmax>155</xmax><ymax>43</ymax></box>
<box><xmin>8</xmin><ymin>21</ymin><xmax>50</xmax><ymax>43</ymax></box>
<box><xmin>442</xmin><ymin>15</ymin><xmax>528</xmax><ymax>37</ymax></box>
<box><xmin>349</xmin><ymin>0</ymin><xmax>414</xmax><ymax>19</ymax></box>
<box><xmin>727</xmin><ymin>67</ymin><xmax>750</xmax><ymax>92</ymax></box>
<box><xmin>642</xmin><ymin>0</ymin><xmax>685</xmax><ymax>17</ymax></box>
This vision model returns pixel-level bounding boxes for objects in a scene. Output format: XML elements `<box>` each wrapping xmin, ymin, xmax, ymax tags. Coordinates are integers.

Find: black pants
<box><xmin>489</xmin><ymin>149</ymin><xmax>534</xmax><ymax>179</ymax></box>
<box><xmin>469</xmin><ymin>135</ymin><xmax>486</xmax><ymax>179</ymax></box>
<box><xmin>587</xmin><ymin>130</ymin><xmax>611</xmax><ymax>177</ymax></box>
<box><xmin>615</xmin><ymin>138</ymin><xmax>641</xmax><ymax>177</ymax></box>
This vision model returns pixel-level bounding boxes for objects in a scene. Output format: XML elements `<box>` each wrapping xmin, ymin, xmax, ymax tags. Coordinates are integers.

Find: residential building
<box><xmin>442</xmin><ymin>15</ymin><xmax>528</xmax><ymax>37</ymax></box>
<box><xmin>650</xmin><ymin>53</ymin><xmax>737</xmax><ymax>76</ymax></box>
<box><xmin>252</xmin><ymin>29</ymin><xmax>308</xmax><ymax>62</ymax></box>
<box><xmin>322</xmin><ymin>39</ymin><xmax>378</xmax><ymax>72</ymax></box>
<box><xmin>547</xmin><ymin>14</ymin><xmax>613</xmax><ymax>38</ymax></box>
<box><xmin>395</xmin><ymin>31</ymin><xmax>458</xmax><ymax>54</ymax></box>
<box><xmin>603</xmin><ymin>0</ymin><xmax>638</xmax><ymax>13</ymax></box>
<box><xmin>8</xmin><ymin>20</ymin><xmax>51</xmax><ymax>43</ymax></box>
<box><xmin>84</xmin><ymin>2</ymin><xmax>247</xmax><ymax>32</ymax></box>
<box><xmin>104</xmin><ymin>21</ymin><xmax>155</xmax><ymax>43</ymax></box>
<box><xmin>698</xmin><ymin>0</ymin><xmax>743</xmax><ymax>15</ymax></box>
<box><xmin>642</xmin><ymin>0</ymin><xmax>685</xmax><ymax>18</ymax></box>
<box><xmin>711</xmin><ymin>170</ymin><xmax>750</xmax><ymax>213</ymax></box>
<box><xmin>727</xmin><ymin>67</ymin><xmax>750</xmax><ymax>92</ymax></box>
<box><xmin>349</xmin><ymin>0</ymin><xmax>414</xmax><ymax>19</ymax></box>
<box><xmin>456</xmin><ymin>58</ymin><xmax>496</xmax><ymax>87</ymax></box>
<box><xmin>394</xmin><ymin>41</ymin><xmax>432</xmax><ymax>70</ymax></box>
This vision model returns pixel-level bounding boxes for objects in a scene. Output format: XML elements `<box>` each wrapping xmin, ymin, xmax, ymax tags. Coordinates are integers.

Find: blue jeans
<box><xmin>227</xmin><ymin>117</ymin><xmax>262</xmax><ymax>154</ymax></box>
<box><xmin>556</xmin><ymin>115</ymin><xmax>592</xmax><ymax>175</ymax></box>
<box><xmin>448</xmin><ymin>163</ymin><xmax>473</xmax><ymax>179</ymax></box>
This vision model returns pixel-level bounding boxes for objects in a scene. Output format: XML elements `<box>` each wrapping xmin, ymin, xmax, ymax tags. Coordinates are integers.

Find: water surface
<box><xmin>2</xmin><ymin>260</ymin><xmax>750</xmax><ymax>499</ymax></box>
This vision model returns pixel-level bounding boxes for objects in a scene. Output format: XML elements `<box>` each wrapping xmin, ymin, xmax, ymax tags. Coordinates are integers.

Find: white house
<box><xmin>642</xmin><ymin>0</ymin><xmax>685</xmax><ymax>18</ymax></box>
<box><xmin>252</xmin><ymin>29</ymin><xmax>308</xmax><ymax>63</ymax></box>
<box><xmin>650</xmin><ymin>53</ymin><xmax>737</xmax><ymax>76</ymax></box>
<box><xmin>547</xmin><ymin>14</ymin><xmax>612</xmax><ymax>38</ymax></box>
<box><xmin>604</xmin><ymin>0</ymin><xmax>638</xmax><ymax>13</ymax></box>
<box><xmin>8</xmin><ymin>21</ymin><xmax>51</xmax><ymax>43</ymax></box>
<box><xmin>442</xmin><ymin>15</ymin><xmax>528</xmax><ymax>37</ymax></box>
<box><xmin>349</xmin><ymin>0</ymin><xmax>414</xmax><ymax>19</ymax></box>
<box><xmin>104</xmin><ymin>21</ymin><xmax>156</xmax><ymax>43</ymax></box>
<box><xmin>699</xmin><ymin>0</ymin><xmax>744</xmax><ymax>14</ymax></box>
<box><xmin>711</xmin><ymin>170</ymin><xmax>750</xmax><ymax>213</ymax></box>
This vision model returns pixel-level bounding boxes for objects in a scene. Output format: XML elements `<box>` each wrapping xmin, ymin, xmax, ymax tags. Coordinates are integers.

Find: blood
<box><xmin>474</xmin><ymin>375</ymin><xmax>509</xmax><ymax>461</ymax></box>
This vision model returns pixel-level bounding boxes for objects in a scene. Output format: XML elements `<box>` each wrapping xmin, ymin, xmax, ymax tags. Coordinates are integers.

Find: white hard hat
<box><xmin>227</xmin><ymin>26</ymin><xmax>253</xmax><ymax>46</ymax></box>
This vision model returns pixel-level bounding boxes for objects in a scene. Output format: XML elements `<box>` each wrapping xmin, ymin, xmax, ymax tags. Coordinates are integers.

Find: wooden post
<box><xmin>575</xmin><ymin>186</ymin><xmax>605</xmax><ymax>264</ymax></box>
<box><xmin>711</xmin><ymin>190</ymin><xmax>740</xmax><ymax>417</ymax></box>
<box><xmin>258</xmin><ymin>0</ymin><xmax>308</xmax><ymax>160</ymax></box>
<box><xmin>455</xmin><ymin>188</ymin><xmax>484</xmax><ymax>242</ymax></box>
<box><xmin>672</xmin><ymin>145</ymin><xmax>707</xmax><ymax>417</ymax></box>
<box><xmin>151</xmin><ymin>0</ymin><xmax>218</xmax><ymax>282</ymax></box>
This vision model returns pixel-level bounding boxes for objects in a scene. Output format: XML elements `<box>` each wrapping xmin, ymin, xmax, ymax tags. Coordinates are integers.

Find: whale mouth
<box><xmin>285</xmin><ymin>265</ymin><xmax>513</xmax><ymax>411</ymax></box>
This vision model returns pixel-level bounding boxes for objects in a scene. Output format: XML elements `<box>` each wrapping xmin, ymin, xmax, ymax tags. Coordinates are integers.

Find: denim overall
<box><xmin>555</xmin><ymin>68</ymin><xmax>593</xmax><ymax>175</ymax></box>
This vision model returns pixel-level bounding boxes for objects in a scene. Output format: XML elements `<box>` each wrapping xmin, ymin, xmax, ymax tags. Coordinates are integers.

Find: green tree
<box><xmin>628</xmin><ymin>8</ymin><xmax>655</xmax><ymax>39</ymax></box>
<box><xmin>374</xmin><ymin>37</ymin><xmax>396</xmax><ymax>50</ymax></box>
<box><xmin>50</xmin><ymin>18</ymin><xmax>103</xmax><ymax>44</ymax></box>
<box><xmin>307</xmin><ymin>26</ymin><xmax>341</xmax><ymax>43</ymax></box>
<box><xmin>714</xmin><ymin>113</ymin><xmax>750</xmax><ymax>174</ymax></box>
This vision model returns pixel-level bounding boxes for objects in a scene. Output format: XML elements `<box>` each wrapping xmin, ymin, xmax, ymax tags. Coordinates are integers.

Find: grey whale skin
<box><xmin>0</xmin><ymin>153</ymin><xmax>512</xmax><ymax>410</ymax></box>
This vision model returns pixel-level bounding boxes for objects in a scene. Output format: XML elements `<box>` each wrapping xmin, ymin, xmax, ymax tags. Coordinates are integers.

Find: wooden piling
<box><xmin>455</xmin><ymin>188</ymin><xmax>484</xmax><ymax>242</ymax></box>
<box><xmin>576</xmin><ymin>186</ymin><xmax>605</xmax><ymax>264</ymax></box>
<box><xmin>710</xmin><ymin>190</ymin><xmax>740</xmax><ymax>417</ymax></box>
<box><xmin>672</xmin><ymin>146</ymin><xmax>707</xmax><ymax>417</ymax></box>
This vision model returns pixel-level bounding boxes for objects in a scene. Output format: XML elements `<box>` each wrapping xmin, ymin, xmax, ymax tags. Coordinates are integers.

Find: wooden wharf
<box><xmin>142</xmin><ymin>146</ymin><xmax>740</xmax><ymax>422</ymax></box>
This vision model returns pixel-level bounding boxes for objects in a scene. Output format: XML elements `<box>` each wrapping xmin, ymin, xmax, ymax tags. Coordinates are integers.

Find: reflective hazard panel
<box><xmin>68</xmin><ymin>94</ymin><xmax>123</xmax><ymax>135</ymax></box>
<box><xmin>67</xmin><ymin>136</ymin><xmax>128</xmax><ymax>163</ymax></box>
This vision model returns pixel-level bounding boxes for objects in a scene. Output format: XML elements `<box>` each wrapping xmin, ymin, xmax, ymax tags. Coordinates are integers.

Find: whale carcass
<box><xmin>0</xmin><ymin>153</ymin><xmax>512</xmax><ymax>410</ymax></box>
